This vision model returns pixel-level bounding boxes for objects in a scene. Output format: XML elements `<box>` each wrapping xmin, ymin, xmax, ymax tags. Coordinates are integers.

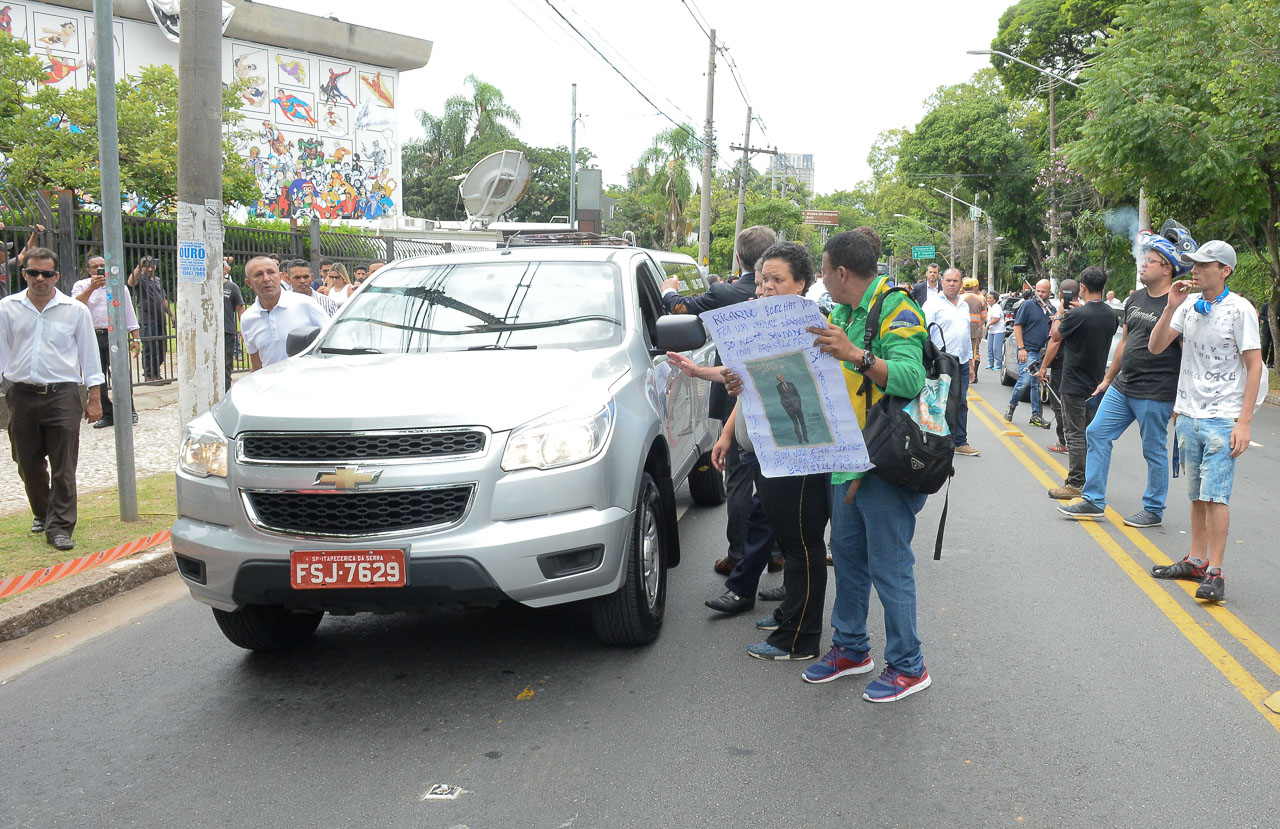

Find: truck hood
<box><xmin>214</xmin><ymin>348</ymin><xmax>631</xmax><ymax>436</ymax></box>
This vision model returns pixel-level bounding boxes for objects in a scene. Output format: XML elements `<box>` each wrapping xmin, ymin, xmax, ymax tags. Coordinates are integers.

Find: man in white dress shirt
<box><xmin>72</xmin><ymin>254</ymin><xmax>141</xmax><ymax>428</ymax></box>
<box><xmin>0</xmin><ymin>248</ymin><xmax>105</xmax><ymax>550</ymax></box>
<box><xmin>240</xmin><ymin>256</ymin><xmax>331</xmax><ymax>370</ymax></box>
<box><xmin>922</xmin><ymin>267</ymin><xmax>980</xmax><ymax>457</ymax></box>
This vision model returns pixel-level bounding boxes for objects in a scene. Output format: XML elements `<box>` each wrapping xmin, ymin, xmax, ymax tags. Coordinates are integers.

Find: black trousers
<box><xmin>140</xmin><ymin>316</ymin><xmax>166</xmax><ymax>379</ymax></box>
<box><xmin>755</xmin><ymin>470</ymin><xmax>830</xmax><ymax>656</ymax></box>
<box><xmin>224</xmin><ymin>333</ymin><xmax>236</xmax><ymax>391</ymax></box>
<box><xmin>1048</xmin><ymin>367</ymin><xmax>1065</xmax><ymax>443</ymax></box>
<box><xmin>722</xmin><ymin>431</ymin><xmax>753</xmax><ymax>562</ymax></box>
<box><xmin>94</xmin><ymin>329</ymin><xmax>133</xmax><ymax>422</ymax></box>
<box><xmin>1061</xmin><ymin>392</ymin><xmax>1096</xmax><ymax>488</ymax></box>
<box><xmin>6</xmin><ymin>384</ymin><xmax>82</xmax><ymax>538</ymax></box>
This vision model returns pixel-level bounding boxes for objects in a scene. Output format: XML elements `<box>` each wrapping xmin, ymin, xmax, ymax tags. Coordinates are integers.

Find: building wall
<box><xmin>0</xmin><ymin>1</ymin><xmax>403</xmax><ymax>219</ymax></box>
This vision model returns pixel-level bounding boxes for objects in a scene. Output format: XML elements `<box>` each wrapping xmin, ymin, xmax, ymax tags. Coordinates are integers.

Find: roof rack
<box><xmin>504</xmin><ymin>231</ymin><xmax>634</xmax><ymax>248</ymax></box>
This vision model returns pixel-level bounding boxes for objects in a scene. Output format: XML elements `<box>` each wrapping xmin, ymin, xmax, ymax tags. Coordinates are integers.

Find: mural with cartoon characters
<box><xmin>227</xmin><ymin>44</ymin><xmax>401</xmax><ymax>220</ymax></box>
<box><xmin>1</xmin><ymin>1</ymin><xmax>403</xmax><ymax>219</ymax></box>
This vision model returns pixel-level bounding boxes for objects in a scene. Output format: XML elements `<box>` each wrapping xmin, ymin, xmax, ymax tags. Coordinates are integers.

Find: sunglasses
<box><xmin>24</xmin><ymin>268</ymin><xmax>58</xmax><ymax>279</ymax></box>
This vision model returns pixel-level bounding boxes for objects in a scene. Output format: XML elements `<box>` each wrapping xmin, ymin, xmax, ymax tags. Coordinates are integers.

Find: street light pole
<box><xmin>731</xmin><ymin>107</ymin><xmax>750</xmax><ymax>276</ymax></box>
<box><xmin>569</xmin><ymin>83</ymin><xmax>577</xmax><ymax>230</ymax></box>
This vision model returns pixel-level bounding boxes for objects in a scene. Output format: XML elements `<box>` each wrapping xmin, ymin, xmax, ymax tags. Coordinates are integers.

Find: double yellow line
<box><xmin>967</xmin><ymin>388</ymin><xmax>1280</xmax><ymax>735</ymax></box>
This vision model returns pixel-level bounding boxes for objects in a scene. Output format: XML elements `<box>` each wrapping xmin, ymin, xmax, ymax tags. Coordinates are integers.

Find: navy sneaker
<box><xmin>802</xmin><ymin>645</ymin><xmax>874</xmax><ymax>684</ymax></box>
<box><xmin>1124</xmin><ymin>510</ymin><xmax>1162</xmax><ymax>528</ymax></box>
<box><xmin>1058</xmin><ymin>500</ymin><xmax>1104</xmax><ymax>520</ymax></box>
<box><xmin>755</xmin><ymin>614</ymin><xmax>779</xmax><ymax>632</ymax></box>
<box><xmin>863</xmin><ymin>665</ymin><xmax>931</xmax><ymax>703</ymax></box>
<box><xmin>747</xmin><ymin>642</ymin><xmax>816</xmax><ymax>661</ymax></box>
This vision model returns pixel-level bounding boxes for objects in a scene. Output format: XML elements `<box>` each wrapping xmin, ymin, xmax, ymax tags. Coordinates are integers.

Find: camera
<box><xmin>1059</xmin><ymin>287</ymin><xmax>1076</xmax><ymax>307</ymax></box>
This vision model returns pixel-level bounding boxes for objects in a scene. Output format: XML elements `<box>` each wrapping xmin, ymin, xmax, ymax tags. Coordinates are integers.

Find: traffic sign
<box><xmin>802</xmin><ymin>210</ymin><xmax>839</xmax><ymax>226</ymax></box>
<box><xmin>911</xmin><ymin>245</ymin><xmax>936</xmax><ymax>259</ymax></box>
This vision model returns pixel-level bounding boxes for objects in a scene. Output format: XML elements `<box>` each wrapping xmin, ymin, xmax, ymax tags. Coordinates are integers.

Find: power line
<box><xmin>543</xmin><ymin>0</ymin><xmax>708</xmax><ymax>152</ymax></box>
<box><xmin>679</xmin><ymin>0</ymin><xmax>711</xmax><ymax>39</ymax></box>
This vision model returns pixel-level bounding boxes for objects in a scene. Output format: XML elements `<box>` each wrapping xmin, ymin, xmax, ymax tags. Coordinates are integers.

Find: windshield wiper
<box><xmin>465</xmin><ymin>343</ymin><xmax>538</xmax><ymax>351</ymax></box>
<box><xmin>467</xmin><ymin>314</ymin><xmax>621</xmax><ymax>333</ymax></box>
<box><xmin>319</xmin><ymin>346</ymin><xmax>383</xmax><ymax>354</ymax></box>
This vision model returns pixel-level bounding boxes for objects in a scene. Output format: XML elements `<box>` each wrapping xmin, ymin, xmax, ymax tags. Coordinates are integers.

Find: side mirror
<box><xmin>285</xmin><ymin>326</ymin><xmax>321</xmax><ymax>357</ymax></box>
<box><xmin>653</xmin><ymin>315</ymin><xmax>706</xmax><ymax>353</ymax></box>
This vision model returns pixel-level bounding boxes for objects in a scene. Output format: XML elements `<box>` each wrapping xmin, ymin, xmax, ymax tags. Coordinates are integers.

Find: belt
<box><xmin>12</xmin><ymin>381</ymin><xmax>79</xmax><ymax>394</ymax></box>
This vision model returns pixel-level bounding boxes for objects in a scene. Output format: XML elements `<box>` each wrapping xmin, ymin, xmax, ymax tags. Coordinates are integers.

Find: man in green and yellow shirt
<box><xmin>799</xmin><ymin>230</ymin><xmax>934</xmax><ymax>702</ymax></box>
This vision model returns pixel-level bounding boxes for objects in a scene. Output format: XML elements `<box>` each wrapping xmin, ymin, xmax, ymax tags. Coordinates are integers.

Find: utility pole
<box><xmin>1136</xmin><ymin>188</ymin><xmax>1149</xmax><ymax>289</ymax></box>
<box><xmin>569</xmin><ymin>83</ymin><xmax>577</xmax><ymax>230</ymax></box>
<box><xmin>731</xmin><ymin>107</ymin><xmax>750</xmax><ymax>276</ymax></box>
<box><xmin>947</xmin><ymin>186</ymin><xmax>955</xmax><ymax>265</ymax></box>
<box><xmin>93</xmin><ymin>0</ymin><xmax>137</xmax><ymax>520</ymax></box>
<box><xmin>697</xmin><ymin>28</ymin><xmax>715</xmax><ymax>269</ymax></box>
<box><xmin>1048</xmin><ymin>78</ymin><xmax>1058</xmax><ymax>279</ymax></box>
<box><xmin>972</xmin><ymin>192</ymin><xmax>980</xmax><ymax>284</ymax></box>
<box><xmin>986</xmin><ymin>214</ymin><xmax>996</xmax><ymax>293</ymax></box>
<box><xmin>729</xmin><ymin>139</ymin><xmax>778</xmax><ymax>275</ymax></box>
<box><xmin>176</xmin><ymin>0</ymin><xmax>224</xmax><ymax>425</ymax></box>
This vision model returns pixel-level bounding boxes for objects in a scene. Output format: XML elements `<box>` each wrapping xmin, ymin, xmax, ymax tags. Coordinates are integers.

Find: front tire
<box><xmin>590</xmin><ymin>472</ymin><xmax>667</xmax><ymax>646</ymax></box>
<box><xmin>686</xmin><ymin>451</ymin><xmax>726</xmax><ymax>506</ymax></box>
<box><xmin>212</xmin><ymin>604</ymin><xmax>324</xmax><ymax>651</ymax></box>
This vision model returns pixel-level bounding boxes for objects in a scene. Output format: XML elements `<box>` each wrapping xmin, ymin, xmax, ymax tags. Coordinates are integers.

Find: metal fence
<box><xmin>0</xmin><ymin>186</ymin><xmax>485</xmax><ymax>387</ymax></box>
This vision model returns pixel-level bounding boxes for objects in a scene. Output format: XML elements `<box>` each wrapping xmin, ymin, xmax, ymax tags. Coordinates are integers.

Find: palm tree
<box><xmin>638</xmin><ymin>126</ymin><xmax>702</xmax><ymax>248</ymax></box>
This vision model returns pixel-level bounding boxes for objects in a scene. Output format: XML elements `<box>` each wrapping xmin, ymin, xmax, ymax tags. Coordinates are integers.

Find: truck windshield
<box><xmin>320</xmin><ymin>260</ymin><xmax>624</xmax><ymax>353</ymax></box>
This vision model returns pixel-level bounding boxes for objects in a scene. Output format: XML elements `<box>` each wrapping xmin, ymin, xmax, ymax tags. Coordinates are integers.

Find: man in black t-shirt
<box><xmin>1060</xmin><ymin>235</ymin><xmax>1185</xmax><ymax>528</ymax></box>
<box><xmin>128</xmin><ymin>257</ymin><xmax>175</xmax><ymax>381</ymax></box>
<box><xmin>1041</xmin><ymin>267</ymin><xmax>1118</xmax><ymax>499</ymax></box>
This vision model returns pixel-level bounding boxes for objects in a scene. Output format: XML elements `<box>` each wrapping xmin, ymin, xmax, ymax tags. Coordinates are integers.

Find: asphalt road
<box><xmin>1</xmin><ymin>381</ymin><xmax>1277</xmax><ymax>828</ymax></box>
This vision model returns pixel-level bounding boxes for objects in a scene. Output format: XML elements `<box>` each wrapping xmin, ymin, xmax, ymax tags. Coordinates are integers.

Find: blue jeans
<box><xmin>1176</xmin><ymin>416</ymin><xmax>1236</xmax><ymax>504</ymax></box>
<box><xmin>987</xmin><ymin>331</ymin><xmax>1004</xmax><ymax>367</ymax></box>
<box><xmin>1081</xmin><ymin>386</ymin><xmax>1174</xmax><ymax>515</ymax></box>
<box><xmin>828</xmin><ymin>476</ymin><xmax>928</xmax><ymax>676</ymax></box>
<box><xmin>1008</xmin><ymin>348</ymin><xmax>1042</xmax><ymax>415</ymax></box>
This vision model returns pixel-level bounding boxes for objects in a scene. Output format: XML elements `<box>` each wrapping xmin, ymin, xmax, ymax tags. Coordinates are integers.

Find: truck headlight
<box><xmin>502</xmin><ymin>402</ymin><xmax>614</xmax><ymax>471</ymax></box>
<box><xmin>179</xmin><ymin>417</ymin><xmax>229</xmax><ymax>478</ymax></box>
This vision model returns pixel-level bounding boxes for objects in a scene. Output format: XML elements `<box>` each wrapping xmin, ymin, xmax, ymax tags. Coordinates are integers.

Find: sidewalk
<box><xmin>0</xmin><ymin>377</ymin><xmax>247</xmax><ymax>641</ymax></box>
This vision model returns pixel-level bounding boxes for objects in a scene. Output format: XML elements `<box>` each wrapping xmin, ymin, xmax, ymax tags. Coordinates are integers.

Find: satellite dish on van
<box><xmin>459</xmin><ymin>149</ymin><xmax>531</xmax><ymax>229</ymax></box>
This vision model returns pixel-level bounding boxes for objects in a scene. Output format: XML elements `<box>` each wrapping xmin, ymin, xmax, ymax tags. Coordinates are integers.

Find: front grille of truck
<box><xmin>238</xmin><ymin>430</ymin><xmax>487</xmax><ymax>464</ymax></box>
<box><xmin>243</xmin><ymin>486</ymin><xmax>474</xmax><ymax>537</ymax></box>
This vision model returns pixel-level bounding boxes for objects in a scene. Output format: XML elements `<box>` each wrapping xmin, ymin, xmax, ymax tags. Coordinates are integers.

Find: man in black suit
<box><xmin>776</xmin><ymin>373</ymin><xmax>808</xmax><ymax>443</ymax></box>
<box><xmin>661</xmin><ymin>225</ymin><xmax>776</xmax><ymax>577</ymax></box>
<box><xmin>910</xmin><ymin>262</ymin><xmax>942</xmax><ymax>305</ymax></box>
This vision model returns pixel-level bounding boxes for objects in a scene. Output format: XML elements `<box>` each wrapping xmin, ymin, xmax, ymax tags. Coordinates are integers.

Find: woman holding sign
<box><xmin>711</xmin><ymin>242</ymin><xmax>831</xmax><ymax>661</ymax></box>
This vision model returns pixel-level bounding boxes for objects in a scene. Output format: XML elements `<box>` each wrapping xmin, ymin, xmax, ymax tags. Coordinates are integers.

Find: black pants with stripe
<box><xmin>755</xmin><ymin>470</ymin><xmax>830</xmax><ymax>656</ymax></box>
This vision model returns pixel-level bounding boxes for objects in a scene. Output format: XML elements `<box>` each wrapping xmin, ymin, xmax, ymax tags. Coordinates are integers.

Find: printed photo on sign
<box><xmin>231</xmin><ymin>43</ymin><xmax>269</xmax><ymax>112</ymax></box>
<box><xmin>82</xmin><ymin>17</ymin><xmax>125</xmax><ymax>84</ymax></box>
<box><xmin>274</xmin><ymin>52</ymin><xmax>310</xmax><ymax>89</ymax></box>
<box><xmin>744</xmin><ymin>352</ymin><xmax>834</xmax><ymax>448</ymax></box>
<box><xmin>33</xmin><ymin>12</ymin><xmax>77</xmax><ymax>55</ymax></box>
<box><xmin>318</xmin><ymin>60</ymin><xmax>356</xmax><ymax>107</ymax></box>
<box><xmin>1</xmin><ymin>4</ymin><xmax>29</xmax><ymax>40</ymax></box>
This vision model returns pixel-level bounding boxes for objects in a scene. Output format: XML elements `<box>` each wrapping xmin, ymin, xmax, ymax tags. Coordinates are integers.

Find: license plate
<box><xmin>290</xmin><ymin>549</ymin><xmax>406</xmax><ymax>589</ymax></box>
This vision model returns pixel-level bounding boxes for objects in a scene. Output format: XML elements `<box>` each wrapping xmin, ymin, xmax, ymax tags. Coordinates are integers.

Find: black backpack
<box><xmin>856</xmin><ymin>286</ymin><xmax>963</xmax><ymax>558</ymax></box>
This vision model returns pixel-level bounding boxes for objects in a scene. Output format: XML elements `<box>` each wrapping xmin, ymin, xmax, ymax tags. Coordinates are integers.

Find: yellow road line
<box><xmin>969</xmin><ymin>390</ymin><xmax>1280</xmax><ymax>683</ymax></box>
<box><xmin>967</xmin><ymin>398</ymin><xmax>1280</xmax><ymax>734</ymax></box>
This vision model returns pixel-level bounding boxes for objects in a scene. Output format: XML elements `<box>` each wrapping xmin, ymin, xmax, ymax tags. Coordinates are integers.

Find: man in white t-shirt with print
<box><xmin>1147</xmin><ymin>241</ymin><xmax>1264</xmax><ymax>603</ymax></box>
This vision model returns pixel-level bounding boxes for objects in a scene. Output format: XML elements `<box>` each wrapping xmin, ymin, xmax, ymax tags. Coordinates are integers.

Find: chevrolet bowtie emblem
<box><xmin>314</xmin><ymin>466</ymin><xmax>382</xmax><ymax>489</ymax></box>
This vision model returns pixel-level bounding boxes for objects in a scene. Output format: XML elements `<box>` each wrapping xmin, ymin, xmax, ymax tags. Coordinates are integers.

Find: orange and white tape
<box><xmin>0</xmin><ymin>529</ymin><xmax>171</xmax><ymax>600</ymax></box>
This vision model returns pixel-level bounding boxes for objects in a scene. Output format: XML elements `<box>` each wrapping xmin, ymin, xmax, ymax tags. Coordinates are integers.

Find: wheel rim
<box><xmin>640</xmin><ymin>500</ymin><xmax>661</xmax><ymax>609</ymax></box>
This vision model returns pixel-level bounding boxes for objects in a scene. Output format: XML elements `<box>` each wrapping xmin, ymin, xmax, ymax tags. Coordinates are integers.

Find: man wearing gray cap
<box><xmin>1146</xmin><ymin>241</ymin><xmax>1265</xmax><ymax>603</ymax></box>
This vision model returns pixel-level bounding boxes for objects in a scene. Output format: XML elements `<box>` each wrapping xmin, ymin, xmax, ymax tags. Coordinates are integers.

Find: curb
<box><xmin>1267</xmin><ymin>392</ymin><xmax>1280</xmax><ymax>409</ymax></box>
<box><xmin>0</xmin><ymin>542</ymin><xmax>175</xmax><ymax>643</ymax></box>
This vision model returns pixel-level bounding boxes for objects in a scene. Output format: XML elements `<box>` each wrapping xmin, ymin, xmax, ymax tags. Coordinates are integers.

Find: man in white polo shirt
<box><xmin>240</xmin><ymin>255</ymin><xmax>330</xmax><ymax>370</ymax></box>
<box><xmin>922</xmin><ymin>267</ymin><xmax>979</xmax><ymax>457</ymax></box>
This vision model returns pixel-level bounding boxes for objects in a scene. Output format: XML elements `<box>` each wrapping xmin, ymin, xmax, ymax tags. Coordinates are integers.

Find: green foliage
<box><xmin>637</xmin><ymin>125</ymin><xmax>703</xmax><ymax>248</ymax></box>
<box><xmin>990</xmin><ymin>0</ymin><xmax>1120</xmax><ymax>98</ymax></box>
<box><xmin>0</xmin><ymin>37</ymin><xmax>255</xmax><ymax>212</ymax></box>
<box><xmin>1067</xmin><ymin>0</ymin><xmax>1280</xmax><ymax>300</ymax></box>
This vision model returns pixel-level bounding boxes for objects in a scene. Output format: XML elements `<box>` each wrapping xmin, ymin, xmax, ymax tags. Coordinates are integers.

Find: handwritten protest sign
<box><xmin>700</xmin><ymin>295</ymin><xmax>872</xmax><ymax>478</ymax></box>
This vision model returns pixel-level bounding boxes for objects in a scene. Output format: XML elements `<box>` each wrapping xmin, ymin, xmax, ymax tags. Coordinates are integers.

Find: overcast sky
<box><xmin>258</xmin><ymin>0</ymin><xmax>1018</xmax><ymax>193</ymax></box>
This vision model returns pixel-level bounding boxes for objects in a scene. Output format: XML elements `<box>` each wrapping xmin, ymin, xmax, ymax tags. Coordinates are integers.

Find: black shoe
<box><xmin>1003</xmin><ymin>407</ymin><xmax>1014</xmax><ymax>423</ymax></box>
<box><xmin>48</xmin><ymin>533</ymin><xmax>74</xmax><ymax>551</ymax></box>
<box><xmin>30</xmin><ymin>518</ymin><xmax>45</xmax><ymax>533</ymax></box>
<box><xmin>705</xmin><ymin>590</ymin><xmax>754</xmax><ymax>615</ymax></box>
<box><xmin>758</xmin><ymin>585</ymin><xmax>786</xmax><ymax>602</ymax></box>
<box><xmin>131</xmin><ymin>411</ymin><xmax>139</xmax><ymax>425</ymax></box>
<box><xmin>1195</xmin><ymin>571</ymin><xmax>1224</xmax><ymax>602</ymax></box>
<box><xmin>1152</xmin><ymin>556</ymin><xmax>1207</xmax><ymax>581</ymax></box>
<box><xmin>1028</xmin><ymin>414</ymin><xmax>1052</xmax><ymax>429</ymax></box>
<box><xmin>93</xmin><ymin>418</ymin><xmax>113</xmax><ymax>429</ymax></box>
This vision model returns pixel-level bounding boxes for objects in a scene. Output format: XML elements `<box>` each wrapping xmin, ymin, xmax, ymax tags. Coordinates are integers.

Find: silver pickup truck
<box><xmin>172</xmin><ymin>242</ymin><xmax>725</xmax><ymax>650</ymax></box>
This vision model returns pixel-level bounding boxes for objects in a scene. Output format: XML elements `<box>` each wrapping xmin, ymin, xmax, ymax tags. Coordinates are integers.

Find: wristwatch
<box><xmin>859</xmin><ymin>350</ymin><xmax>877</xmax><ymax>371</ymax></box>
